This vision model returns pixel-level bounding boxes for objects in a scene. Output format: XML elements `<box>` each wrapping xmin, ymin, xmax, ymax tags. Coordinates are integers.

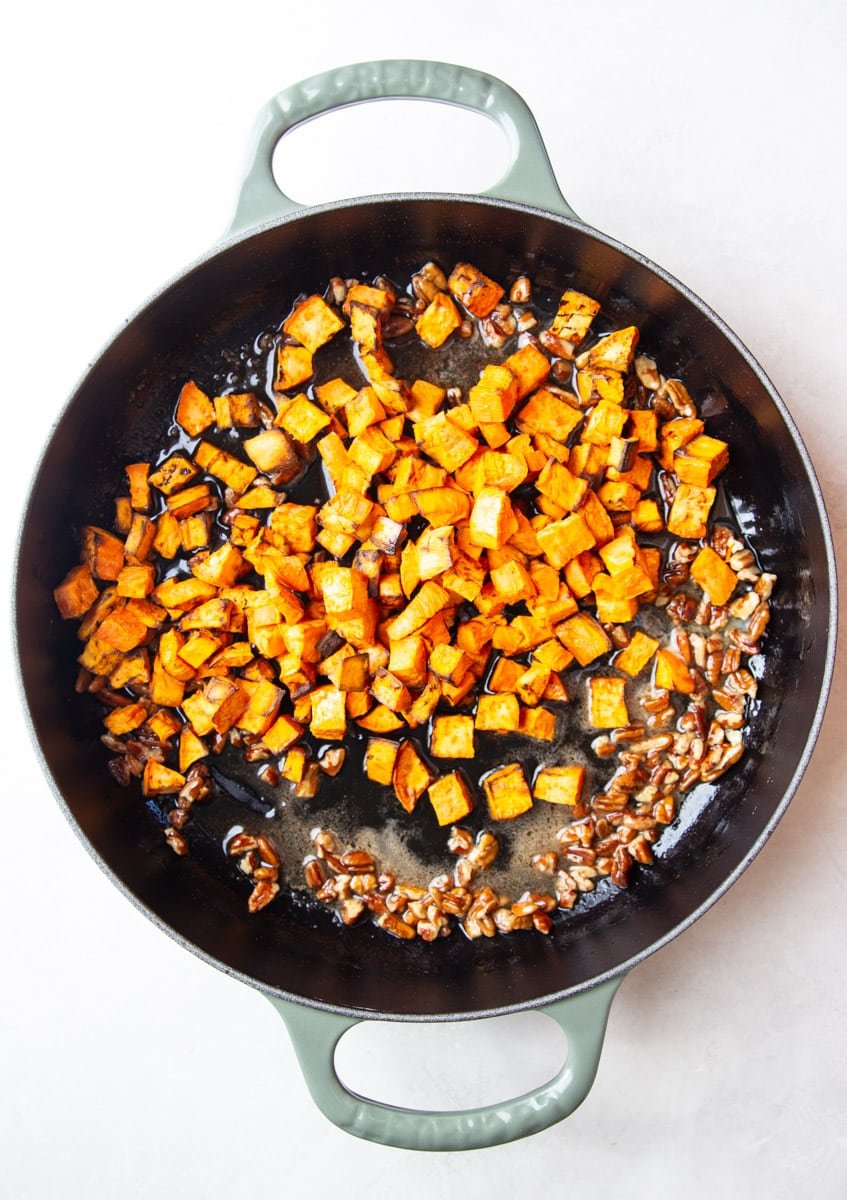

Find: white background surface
<box><xmin>3</xmin><ymin>1</ymin><xmax>846</xmax><ymax>1195</ymax></box>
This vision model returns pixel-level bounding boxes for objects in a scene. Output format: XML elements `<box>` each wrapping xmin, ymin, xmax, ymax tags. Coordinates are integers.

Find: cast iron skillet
<box><xmin>15</xmin><ymin>61</ymin><xmax>837</xmax><ymax>1151</ymax></box>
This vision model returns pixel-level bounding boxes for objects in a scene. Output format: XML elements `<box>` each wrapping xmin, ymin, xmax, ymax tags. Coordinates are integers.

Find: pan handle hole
<box><xmin>333</xmin><ymin>1009</ymin><xmax>566</xmax><ymax>1111</ymax></box>
<box><xmin>272</xmin><ymin>99</ymin><xmax>509</xmax><ymax>206</ymax></box>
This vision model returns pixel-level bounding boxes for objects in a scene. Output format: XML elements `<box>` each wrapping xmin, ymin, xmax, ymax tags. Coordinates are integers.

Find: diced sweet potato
<box><xmin>557</xmin><ymin>613</ymin><xmax>612</xmax><ymax>666</ymax></box>
<box><xmin>430</xmin><ymin>714</ymin><xmax>475</xmax><ymax>758</ymax></box>
<box><xmin>428</xmin><ymin>772</ymin><xmax>474</xmax><ymax>826</ymax></box>
<box><xmin>364</xmin><ymin>738</ymin><xmax>400</xmax><ymax>786</ymax></box>
<box><xmin>103</xmin><ymin>702</ymin><xmax>148</xmax><ymax>736</ymax></box>
<box><xmin>484</xmin><ymin>763</ymin><xmax>533</xmax><ymax>820</ymax></box>
<box><xmin>690</xmin><ymin>545</ymin><xmax>738</xmax><ymax>606</ymax></box>
<box><xmin>537</xmin><ymin>513</ymin><xmax>596</xmax><ymax>569</ymax></box>
<box><xmin>274</xmin><ymin>344</ymin><xmax>314</xmax><ymax>392</ymax></box>
<box><xmin>474</xmin><ymin>694</ymin><xmax>522</xmax><ymax>742</ymax></box>
<box><xmin>392</xmin><ymin>740</ymin><xmax>434</xmax><ymax>813</ymax></box>
<box><xmin>175</xmin><ymin>380</ymin><xmax>215</xmax><ymax>438</ymax></box>
<box><xmin>674</xmin><ymin>435</ymin><xmax>729</xmax><ymax>487</ymax></box>
<box><xmin>448</xmin><ymin>262</ymin><xmax>504</xmax><ymax>317</ymax></box>
<box><xmin>615</xmin><ymin>630</ymin><xmax>659</xmax><ymax>677</ymax></box>
<box><xmin>576</xmin><ymin>326</ymin><xmax>639</xmax><ymax>372</ymax></box>
<box><xmin>469</xmin><ymin>487</ymin><xmax>517</xmax><ymax>550</ymax></box>
<box><xmin>589</xmin><ymin>677</ymin><xmax>629</xmax><ymax>727</ymax></box>
<box><xmin>415</xmin><ymin>412</ymin><xmax>479</xmax><ymax>473</ymax></box>
<box><xmin>142</xmin><ymin>760</ymin><xmax>186</xmax><ymax>796</ymax></box>
<box><xmin>81</xmin><ymin>526</ymin><xmax>125</xmax><ymax>581</ymax></box>
<box><xmin>667</xmin><ymin>483</ymin><xmax>716</xmax><ymax>539</ymax></box>
<box><xmin>654</xmin><ymin>648</ymin><xmax>695</xmax><ymax>694</ymax></box>
<box><xmin>179</xmin><ymin>727</ymin><xmax>209</xmax><ymax>773</ymax></box>
<box><xmin>518</xmin><ymin>706</ymin><xmax>556</xmax><ymax>740</ymax></box>
<box><xmin>54</xmin><ymin>563</ymin><xmax>100</xmax><ymax>619</ymax></box>
<box><xmin>533</xmin><ymin>765</ymin><xmax>584</xmax><ymax>806</ymax></box>
<box><xmin>547</xmin><ymin>289</ymin><xmax>601</xmax><ymax>350</ymax></box>
<box><xmin>468</xmin><ymin>364</ymin><xmax>519</xmax><ymax>425</ymax></box>
<box><xmin>416</xmin><ymin>292</ymin><xmax>461</xmax><ymax>347</ymax></box>
<box><xmin>283</xmin><ymin>294</ymin><xmax>344</xmax><ymax>353</ymax></box>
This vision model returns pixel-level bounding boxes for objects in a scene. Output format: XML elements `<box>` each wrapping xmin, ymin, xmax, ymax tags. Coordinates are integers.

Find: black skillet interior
<box><xmin>17</xmin><ymin>197</ymin><xmax>833</xmax><ymax>1018</ymax></box>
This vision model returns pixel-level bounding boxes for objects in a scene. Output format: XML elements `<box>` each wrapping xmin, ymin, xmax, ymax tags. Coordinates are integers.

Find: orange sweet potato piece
<box><xmin>484</xmin><ymin>763</ymin><xmax>533</xmax><ymax>820</ymax></box>
<box><xmin>392</xmin><ymin>739</ymin><xmax>434</xmax><ymax>813</ymax></box>
<box><xmin>690</xmin><ymin>546</ymin><xmax>738</xmax><ymax>606</ymax></box>
<box><xmin>416</xmin><ymin>292</ymin><xmax>462</xmax><ymax>347</ymax></box>
<box><xmin>54</xmin><ymin>563</ymin><xmax>100</xmax><ymax>619</ymax></box>
<box><xmin>175</xmin><ymin>380</ymin><xmax>215</xmax><ymax>438</ymax></box>
<box><xmin>428</xmin><ymin>772</ymin><xmax>474</xmax><ymax>826</ymax></box>
<box><xmin>448</xmin><ymin>262</ymin><xmax>504</xmax><ymax>318</ymax></box>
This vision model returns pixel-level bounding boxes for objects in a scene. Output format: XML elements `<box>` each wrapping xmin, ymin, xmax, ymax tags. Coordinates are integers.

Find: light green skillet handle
<box><xmin>229</xmin><ymin>59</ymin><xmax>579</xmax><ymax>236</ymax></box>
<box><xmin>268</xmin><ymin>975</ymin><xmax>623</xmax><ymax>1152</ymax></box>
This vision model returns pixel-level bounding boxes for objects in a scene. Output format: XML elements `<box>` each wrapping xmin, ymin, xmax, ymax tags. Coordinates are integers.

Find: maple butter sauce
<box><xmin>63</xmin><ymin>262</ymin><xmax>773</xmax><ymax>941</ymax></box>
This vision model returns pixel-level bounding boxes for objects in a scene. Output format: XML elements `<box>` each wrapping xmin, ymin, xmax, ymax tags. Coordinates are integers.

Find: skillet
<box><xmin>15</xmin><ymin>59</ymin><xmax>837</xmax><ymax>1150</ymax></box>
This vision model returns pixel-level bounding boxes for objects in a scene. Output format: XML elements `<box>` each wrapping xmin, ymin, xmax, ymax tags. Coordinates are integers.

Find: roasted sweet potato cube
<box><xmin>103</xmin><ymin>702</ymin><xmax>149</xmax><ymax>736</ymax></box>
<box><xmin>674</xmin><ymin>435</ymin><xmax>729</xmax><ymax>487</ymax></box>
<box><xmin>503</xmin><ymin>343</ymin><xmax>551</xmax><ymax>401</ymax></box>
<box><xmin>274</xmin><ymin>343</ymin><xmax>314</xmax><ymax>392</ymax></box>
<box><xmin>658</xmin><ymin>418</ymin><xmax>705</xmax><ymax>471</ymax></box>
<box><xmin>283</xmin><ymin>293</ymin><xmax>344</xmax><ymax>353</ymax></box>
<box><xmin>147</xmin><ymin>709</ymin><xmax>182</xmax><ymax>743</ymax></box>
<box><xmin>175</xmin><ymin>380</ymin><xmax>215</xmax><ymax>438</ymax></box>
<box><xmin>268</xmin><ymin>503</ymin><xmax>318</xmax><ymax>553</ymax></box>
<box><xmin>236</xmin><ymin>679</ymin><xmax>284</xmax><ymax>735</ymax></box>
<box><xmin>690</xmin><ymin>545</ymin><xmax>738</xmax><ymax>606</ymax></box>
<box><xmin>533</xmin><ymin>765</ymin><xmax>585</xmax><ymax>806</ymax></box>
<box><xmin>152</xmin><ymin>511</ymin><xmax>182</xmax><ymax>559</ymax></box>
<box><xmin>337</xmin><ymin>652</ymin><xmax>370</xmax><ymax>692</ymax></box>
<box><xmin>615</xmin><ymin>630</ymin><xmax>660</xmax><ymax>677</ymax></box>
<box><xmin>150</xmin><ymin>656</ymin><xmax>186</xmax><ymax>707</ymax></box>
<box><xmin>149</xmin><ymin>455</ymin><xmax>200</xmax><ymax>497</ymax></box>
<box><xmin>239</xmin><ymin>429</ymin><xmax>296</xmax><ymax>477</ymax></box>
<box><xmin>108</xmin><ymin>647</ymin><xmax>150</xmax><ymax>689</ymax></box>
<box><xmin>576</xmin><ymin>326</ymin><xmax>639</xmax><ymax>372</ymax></box>
<box><xmin>371</xmin><ymin>668</ymin><xmax>412</xmax><ymax>713</ymax></box>
<box><xmin>97</xmin><ymin>606</ymin><xmax>149</xmax><ymax>653</ymax></box>
<box><xmin>181</xmin><ymin>598</ymin><xmax>244</xmax><ymax>632</ymax></box>
<box><xmin>468</xmin><ymin>364</ymin><xmax>520</xmax><ymax>425</ymax></box>
<box><xmin>415</xmin><ymin>412</ymin><xmax>479</xmax><ymax>473</ymax></box>
<box><xmin>157</xmin><ymin>628</ymin><xmax>195</xmax><ymax>682</ymax></box>
<box><xmin>281</xmin><ymin>745</ymin><xmax>310</xmax><ymax>783</ymax></box>
<box><xmin>310</xmin><ymin>685</ymin><xmax>348</xmax><ymax>740</ymax></box>
<box><xmin>416</xmin><ymin>291</ymin><xmax>461</xmax><ymax>347</ymax></box>
<box><xmin>633</xmin><ymin>498</ymin><xmax>664</xmax><ymax>533</ymax></box>
<box><xmin>536</xmin><ymin>513</ymin><xmax>596</xmax><ymax>569</ymax></box>
<box><xmin>77</xmin><ymin>634</ymin><xmax>122</xmax><ymax>677</ymax></box>
<box><xmin>484</xmin><ymin>763</ymin><xmax>533</xmax><ymax>820</ymax></box>
<box><xmin>349</xmin><ymin>426</ymin><xmax>396</xmax><ymax>476</ymax></box>
<box><xmin>348</xmin><ymin>301</ymin><xmax>382</xmax><ymax>352</ymax></box>
<box><xmin>557</xmin><ymin>613</ymin><xmax>612</xmax><ymax>666</ymax></box>
<box><xmin>54</xmin><ymin>563</ymin><xmax>99</xmax><ymax>619</ymax></box>
<box><xmin>519</xmin><ymin>706</ymin><xmax>556</xmax><ymax>740</ymax></box>
<box><xmin>179</xmin><ymin>513</ymin><xmax>212</xmax><ymax>552</ymax></box>
<box><xmin>581</xmin><ymin>399</ymin><xmax>628</xmax><ymax>446</ymax></box>
<box><xmin>597</xmin><ymin>481</ymin><xmax>641</xmax><ymax>512</ymax></box>
<box><xmin>589</xmin><ymin>677</ymin><xmax>629</xmax><ymax>727</ymax></box>
<box><xmin>81</xmin><ymin>526</ymin><xmax>125</xmax><ymax>581</ymax></box>
<box><xmin>262</xmin><ymin>714</ymin><xmax>304</xmax><ymax>755</ymax></box>
<box><xmin>392</xmin><ymin>739</ymin><xmax>434</xmax><ymax>813</ymax></box>
<box><xmin>179</xmin><ymin>727</ymin><xmax>209</xmax><ymax>773</ymax></box>
<box><xmin>628</xmin><ymin>409</ymin><xmax>659</xmax><ymax>453</ymax></box>
<box><xmin>357</xmin><ymin>704</ymin><xmax>405</xmax><ymax>733</ymax></box>
<box><xmin>469</xmin><ymin>488</ymin><xmax>517</xmax><ymax>550</ymax></box>
<box><xmin>475</xmin><ymin>692</ymin><xmax>520</xmax><ymax>732</ymax></box>
<box><xmin>515</xmin><ymin>663</ymin><xmax>551</xmax><ymax>707</ymax></box>
<box><xmin>388</xmin><ymin>636</ymin><xmax>428</xmax><ymax>688</ymax></box>
<box><xmin>345</xmin><ymin>387</ymin><xmax>386</xmax><ymax>437</ymax></box>
<box><xmin>576</xmin><ymin>367</ymin><xmax>625</xmax><ymax>408</ymax></box>
<box><xmin>654</xmin><ymin>648</ymin><xmax>695</xmax><ymax>694</ymax></box>
<box><xmin>593</xmin><ymin>576</ymin><xmax>640</xmax><ymax>624</ymax></box>
<box><xmin>548</xmin><ymin>289</ymin><xmax>601</xmax><ymax>349</ymax></box>
<box><xmin>177</xmin><ymin>631</ymin><xmax>223</xmax><ymax>670</ymax></box>
<box><xmin>190</xmin><ymin>543</ymin><xmax>243</xmax><ymax>590</ymax></box>
<box><xmin>430</xmin><ymin>714</ymin><xmax>475</xmax><ymax>759</ymax></box>
<box><xmin>428</xmin><ymin>772</ymin><xmax>474</xmax><ymax>826</ymax></box>
<box><xmin>667</xmin><ymin>484</ymin><xmax>716</xmax><ymax>539</ymax></box>
<box><xmin>114</xmin><ymin>496</ymin><xmax>133</xmax><ymax>536</ymax></box>
<box><xmin>125</xmin><ymin>462</ymin><xmax>151</xmax><ymax>512</ymax></box>
<box><xmin>315</xmin><ymin>377</ymin><xmax>358</xmax><ymax>416</ymax></box>
<box><xmin>407</xmin><ymin>378</ymin><xmax>446</xmax><ymax>423</ymax></box>
<box><xmin>320</xmin><ymin>565</ymin><xmax>369</xmax><ymax>616</ymax></box>
<box><xmin>344</xmin><ymin>283</ymin><xmax>395</xmax><ymax>315</ymax></box>
<box><xmin>142</xmin><ymin>760</ymin><xmax>186</xmax><ymax>797</ymax></box>
<box><xmin>447</xmin><ymin>262</ymin><xmax>504</xmax><ymax>317</ymax></box>
<box><xmin>385</xmin><ymin>581</ymin><xmax>450</xmax><ymax>641</ymax></box>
